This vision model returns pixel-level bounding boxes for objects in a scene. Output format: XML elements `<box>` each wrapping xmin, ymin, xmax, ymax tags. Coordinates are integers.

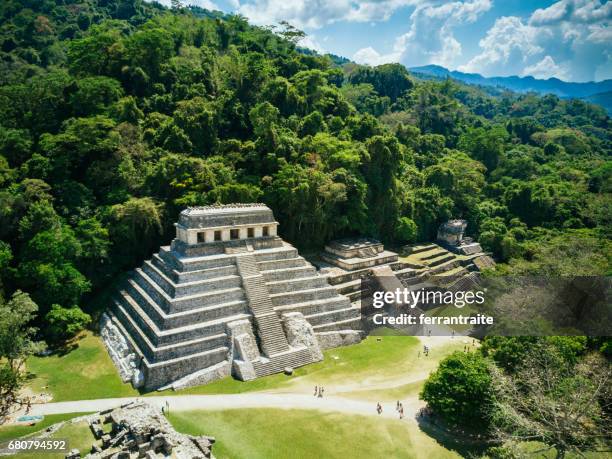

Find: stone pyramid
<box><xmin>101</xmin><ymin>204</ymin><xmax>363</xmax><ymax>391</ymax></box>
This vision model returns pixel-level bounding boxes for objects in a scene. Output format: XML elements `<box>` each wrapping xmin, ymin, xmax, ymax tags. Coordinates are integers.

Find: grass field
<box><xmin>26</xmin><ymin>332</ymin><xmax>138</xmax><ymax>401</ymax></box>
<box><xmin>171</xmin><ymin>335</ymin><xmax>422</xmax><ymax>395</ymax></box>
<box><xmin>26</xmin><ymin>331</ymin><xmax>426</xmax><ymax>400</ymax></box>
<box><xmin>0</xmin><ymin>413</ymin><xmax>85</xmax><ymax>443</ymax></box>
<box><xmin>168</xmin><ymin>408</ymin><xmax>462</xmax><ymax>459</ymax></box>
<box><xmin>11</xmin><ymin>419</ymin><xmax>93</xmax><ymax>459</ymax></box>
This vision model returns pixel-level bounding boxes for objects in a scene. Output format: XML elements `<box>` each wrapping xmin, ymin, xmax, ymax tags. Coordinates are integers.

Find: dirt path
<box><xmin>29</xmin><ymin>393</ymin><xmax>423</xmax><ymax>422</ymax></box>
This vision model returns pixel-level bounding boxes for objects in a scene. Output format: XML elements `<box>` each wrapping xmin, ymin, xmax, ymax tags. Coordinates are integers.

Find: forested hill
<box><xmin>0</xmin><ymin>0</ymin><xmax>610</xmax><ymax>342</ymax></box>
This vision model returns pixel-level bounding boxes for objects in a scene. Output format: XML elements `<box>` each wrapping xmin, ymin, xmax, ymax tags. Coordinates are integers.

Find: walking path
<box><xmin>29</xmin><ymin>393</ymin><xmax>424</xmax><ymax>421</ymax></box>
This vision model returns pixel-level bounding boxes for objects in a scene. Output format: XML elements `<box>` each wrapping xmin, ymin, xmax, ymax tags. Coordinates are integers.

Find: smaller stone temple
<box><xmin>437</xmin><ymin>219</ymin><xmax>484</xmax><ymax>255</ymax></box>
<box><xmin>102</xmin><ymin>204</ymin><xmax>363</xmax><ymax>391</ymax></box>
<box><xmin>321</xmin><ymin>238</ymin><xmax>398</xmax><ymax>271</ymax></box>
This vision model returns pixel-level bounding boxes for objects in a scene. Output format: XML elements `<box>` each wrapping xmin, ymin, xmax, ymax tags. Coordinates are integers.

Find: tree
<box><xmin>0</xmin><ymin>291</ymin><xmax>40</xmax><ymax>422</ymax></box>
<box><xmin>44</xmin><ymin>304</ymin><xmax>91</xmax><ymax>343</ymax></box>
<box><xmin>490</xmin><ymin>345</ymin><xmax>611</xmax><ymax>458</ymax></box>
<box><xmin>458</xmin><ymin>126</ymin><xmax>508</xmax><ymax>172</ymax></box>
<box><xmin>110</xmin><ymin>197</ymin><xmax>163</xmax><ymax>267</ymax></box>
<box><xmin>420</xmin><ymin>351</ymin><xmax>494</xmax><ymax>428</ymax></box>
<box><xmin>347</xmin><ymin>63</ymin><xmax>413</xmax><ymax>102</ymax></box>
<box><xmin>395</xmin><ymin>217</ymin><xmax>417</xmax><ymax>243</ymax></box>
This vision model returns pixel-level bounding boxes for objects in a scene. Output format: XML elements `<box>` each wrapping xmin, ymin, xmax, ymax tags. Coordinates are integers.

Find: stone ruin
<box><xmin>79</xmin><ymin>401</ymin><xmax>214</xmax><ymax>459</ymax></box>
<box><xmin>436</xmin><ymin>219</ymin><xmax>484</xmax><ymax>255</ymax></box>
<box><xmin>102</xmin><ymin>204</ymin><xmax>363</xmax><ymax>391</ymax></box>
<box><xmin>317</xmin><ymin>230</ymin><xmax>495</xmax><ymax>335</ymax></box>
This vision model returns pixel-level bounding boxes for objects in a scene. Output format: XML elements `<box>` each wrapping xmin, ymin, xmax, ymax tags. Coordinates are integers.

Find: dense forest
<box><xmin>0</xmin><ymin>0</ymin><xmax>610</xmax><ymax>342</ymax></box>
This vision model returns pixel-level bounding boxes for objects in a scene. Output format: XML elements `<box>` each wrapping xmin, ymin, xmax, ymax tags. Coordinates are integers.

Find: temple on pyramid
<box><xmin>101</xmin><ymin>204</ymin><xmax>363</xmax><ymax>391</ymax></box>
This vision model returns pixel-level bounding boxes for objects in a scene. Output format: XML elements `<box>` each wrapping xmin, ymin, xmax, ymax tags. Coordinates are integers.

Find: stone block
<box><xmin>316</xmin><ymin>330</ymin><xmax>364</xmax><ymax>350</ymax></box>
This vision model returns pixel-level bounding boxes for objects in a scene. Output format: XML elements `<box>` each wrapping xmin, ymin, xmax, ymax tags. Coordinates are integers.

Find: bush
<box><xmin>395</xmin><ymin>217</ymin><xmax>418</xmax><ymax>243</ymax></box>
<box><xmin>45</xmin><ymin>305</ymin><xmax>91</xmax><ymax>343</ymax></box>
<box><xmin>420</xmin><ymin>351</ymin><xmax>493</xmax><ymax>428</ymax></box>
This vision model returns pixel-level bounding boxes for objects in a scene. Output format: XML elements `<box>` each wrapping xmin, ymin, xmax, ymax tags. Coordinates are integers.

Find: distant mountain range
<box><xmin>409</xmin><ymin>65</ymin><xmax>612</xmax><ymax>114</ymax></box>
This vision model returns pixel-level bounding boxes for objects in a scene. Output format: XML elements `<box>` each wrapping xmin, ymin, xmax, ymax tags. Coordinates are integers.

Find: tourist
<box><xmin>314</xmin><ymin>385</ymin><xmax>318</xmax><ymax>396</ymax></box>
<box><xmin>376</xmin><ymin>403</ymin><xmax>382</xmax><ymax>415</ymax></box>
<box><xmin>396</xmin><ymin>400</ymin><xmax>400</xmax><ymax>411</ymax></box>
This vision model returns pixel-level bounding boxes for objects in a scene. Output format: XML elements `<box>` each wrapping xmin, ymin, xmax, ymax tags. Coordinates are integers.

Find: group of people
<box><xmin>420</xmin><ymin>345</ymin><xmax>430</xmax><ymax>357</ymax></box>
<box><xmin>313</xmin><ymin>386</ymin><xmax>325</xmax><ymax>398</ymax></box>
<box><xmin>375</xmin><ymin>401</ymin><xmax>405</xmax><ymax>419</ymax></box>
<box><xmin>396</xmin><ymin>400</ymin><xmax>405</xmax><ymax>419</ymax></box>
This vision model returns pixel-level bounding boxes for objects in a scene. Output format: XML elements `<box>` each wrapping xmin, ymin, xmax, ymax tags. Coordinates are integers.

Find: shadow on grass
<box><xmin>415</xmin><ymin>413</ymin><xmax>490</xmax><ymax>458</ymax></box>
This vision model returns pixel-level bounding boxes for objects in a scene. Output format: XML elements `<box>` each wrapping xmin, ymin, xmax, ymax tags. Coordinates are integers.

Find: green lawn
<box><xmin>12</xmin><ymin>419</ymin><xmax>93</xmax><ymax>459</ymax></box>
<box><xmin>0</xmin><ymin>413</ymin><xmax>85</xmax><ymax>443</ymax></box>
<box><xmin>26</xmin><ymin>331</ymin><xmax>451</xmax><ymax>400</ymax></box>
<box><xmin>26</xmin><ymin>332</ymin><xmax>138</xmax><ymax>402</ymax></box>
<box><xmin>173</xmin><ymin>335</ymin><xmax>421</xmax><ymax>395</ymax></box>
<box><xmin>169</xmin><ymin>408</ymin><xmax>462</xmax><ymax>459</ymax></box>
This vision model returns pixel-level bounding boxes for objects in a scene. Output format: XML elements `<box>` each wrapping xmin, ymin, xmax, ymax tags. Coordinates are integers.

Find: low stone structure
<box><xmin>102</xmin><ymin>204</ymin><xmax>363</xmax><ymax>391</ymax></box>
<box><xmin>83</xmin><ymin>401</ymin><xmax>215</xmax><ymax>458</ymax></box>
<box><xmin>321</xmin><ymin>238</ymin><xmax>398</xmax><ymax>271</ymax></box>
<box><xmin>437</xmin><ymin>220</ymin><xmax>484</xmax><ymax>255</ymax></box>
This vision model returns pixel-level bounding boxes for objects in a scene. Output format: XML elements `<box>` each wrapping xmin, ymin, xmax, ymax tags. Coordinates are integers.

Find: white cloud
<box><xmin>153</xmin><ymin>0</ymin><xmax>220</xmax><ymax>9</ymax></box>
<box><xmin>235</xmin><ymin>0</ymin><xmax>422</xmax><ymax>30</ymax></box>
<box><xmin>522</xmin><ymin>55</ymin><xmax>570</xmax><ymax>80</ymax></box>
<box><xmin>459</xmin><ymin>16</ymin><xmax>542</xmax><ymax>74</ymax></box>
<box><xmin>353</xmin><ymin>46</ymin><xmax>400</xmax><ymax>65</ymax></box>
<box><xmin>377</xmin><ymin>0</ymin><xmax>491</xmax><ymax>69</ymax></box>
<box><xmin>298</xmin><ymin>34</ymin><xmax>326</xmax><ymax>54</ymax></box>
<box><xmin>460</xmin><ymin>0</ymin><xmax>612</xmax><ymax>81</ymax></box>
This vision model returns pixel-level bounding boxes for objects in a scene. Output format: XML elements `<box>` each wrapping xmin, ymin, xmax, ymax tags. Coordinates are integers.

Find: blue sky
<box><xmin>157</xmin><ymin>0</ymin><xmax>612</xmax><ymax>82</ymax></box>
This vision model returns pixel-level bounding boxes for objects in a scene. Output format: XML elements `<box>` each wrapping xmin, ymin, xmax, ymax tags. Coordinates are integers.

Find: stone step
<box><xmin>275</xmin><ymin>296</ymin><xmax>351</xmax><ymax>318</ymax></box>
<box><xmin>429</xmin><ymin>257</ymin><xmax>461</xmax><ymax>273</ymax></box>
<box><xmin>312</xmin><ymin>316</ymin><xmax>363</xmax><ymax>332</ymax></box>
<box><xmin>252</xmin><ymin>347</ymin><xmax>313</xmax><ymax>378</ymax></box>
<box><xmin>346</xmin><ymin>289</ymin><xmax>368</xmax><ymax>302</ymax></box>
<box><xmin>401</xmin><ymin>274</ymin><xmax>429</xmax><ymax>286</ymax></box>
<box><xmin>107</xmin><ymin>310</ymin><xmax>230</xmax><ymax>391</ymax></box>
<box><xmin>270</xmin><ymin>286</ymin><xmax>339</xmax><ymax>307</ymax></box>
<box><xmin>265</xmin><ymin>276</ymin><xmax>329</xmax><ymax>295</ymax></box>
<box><xmin>143</xmin><ymin>260</ymin><xmax>242</xmax><ymax>298</ymax></box>
<box><xmin>177</xmin><ymin>253</ymin><xmax>237</xmax><ymax>272</ymax></box>
<box><xmin>157</xmin><ymin>246</ymin><xmax>181</xmax><ymax>270</ymax></box>
<box><xmin>257</xmin><ymin>257</ymin><xmax>308</xmax><ymax>271</ymax></box>
<box><xmin>113</xmin><ymin>299</ymin><xmax>227</xmax><ymax>361</ymax></box>
<box><xmin>419</xmin><ymin>249</ymin><xmax>450</xmax><ymax>261</ymax></box>
<box><xmin>406</xmin><ymin>243</ymin><xmax>438</xmax><ymax>254</ymax></box>
<box><xmin>436</xmin><ymin>265</ymin><xmax>468</xmax><ymax>277</ymax></box>
<box><xmin>175</xmin><ymin>263</ymin><xmax>238</xmax><ymax>283</ymax></box>
<box><xmin>331</xmin><ymin>278</ymin><xmax>363</xmax><ymax>294</ymax></box>
<box><xmin>133</xmin><ymin>268</ymin><xmax>245</xmax><ymax>313</ymax></box>
<box><xmin>424</xmin><ymin>254</ymin><xmax>456</xmax><ymax>268</ymax></box>
<box><xmin>236</xmin><ymin>254</ymin><xmax>291</xmax><ymax>356</ymax></box>
<box><xmin>116</xmin><ymin>289</ymin><xmax>251</xmax><ymax>346</ymax></box>
<box><xmin>304</xmin><ymin>305</ymin><xmax>361</xmax><ymax>327</ymax></box>
<box><xmin>253</xmin><ymin>246</ymin><xmax>299</xmax><ymax>262</ymax></box>
<box><xmin>142</xmin><ymin>345</ymin><xmax>230</xmax><ymax>391</ymax></box>
<box><xmin>260</xmin><ymin>265</ymin><xmax>317</xmax><ymax>282</ymax></box>
<box><xmin>151</xmin><ymin>254</ymin><xmax>180</xmax><ymax>283</ymax></box>
<box><xmin>123</xmin><ymin>280</ymin><xmax>248</xmax><ymax>330</ymax></box>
